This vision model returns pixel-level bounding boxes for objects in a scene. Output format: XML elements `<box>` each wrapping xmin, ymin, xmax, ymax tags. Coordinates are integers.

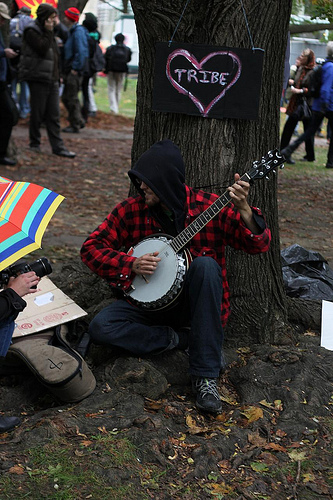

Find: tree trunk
<box><xmin>129</xmin><ymin>0</ymin><xmax>310</xmax><ymax>345</ymax></box>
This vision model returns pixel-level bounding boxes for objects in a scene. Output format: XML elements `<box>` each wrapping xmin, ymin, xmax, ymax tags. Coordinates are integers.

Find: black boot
<box><xmin>0</xmin><ymin>416</ymin><xmax>21</xmax><ymax>433</ymax></box>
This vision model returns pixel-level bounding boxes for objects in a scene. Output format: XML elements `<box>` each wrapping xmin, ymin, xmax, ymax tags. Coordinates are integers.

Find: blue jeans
<box><xmin>0</xmin><ymin>316</ymin><xmax>15</xmax><ymax>357</ymax></box>
<box><xmin>11</xmin><ymin>78</ymin><xmax>30</xmax><ymax>118</ymax></box>
<box><xmin>89</xmin><ymin>257</ymin><xmax>225</xmax><ymax>378</ymax></box>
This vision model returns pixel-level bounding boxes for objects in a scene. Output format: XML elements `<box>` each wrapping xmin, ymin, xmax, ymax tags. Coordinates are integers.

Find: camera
<box><xmin>0</xmin><ymin>257</ymin><xmax>52</xmax><ymax>288</ymax></box>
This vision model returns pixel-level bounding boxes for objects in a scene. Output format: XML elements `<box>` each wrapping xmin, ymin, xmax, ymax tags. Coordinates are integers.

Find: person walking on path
<box><xmin>18</xmin><ymin>3</ymin><xmax>75</xmax><ymax>158</ymax></box>
<box><xmin>62</xmin><ymin>7</ymin><xmax>89</xmax><ymax>133</ymax></box>
<box><xmin>0</xmin><ymin>2</ymin><xmax>19</xmax><ymax>166</ymax></box>
<box><xmin>280</xmin><ymin>49</ymin><xmax>316</xmax><ymax>164</ymax></box>
<box><xmin>104</xmin><ymin>33</ymin><xmax>131</xmax><ymax>115</ymax></box>
<box><xmin>281</xmin><ymin>42</ymin><xmax>333</xmax><ymax>169</ymax></box>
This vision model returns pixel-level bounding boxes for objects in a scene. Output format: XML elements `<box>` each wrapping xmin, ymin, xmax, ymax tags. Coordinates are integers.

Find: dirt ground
<box><xmin>0</xmin><ymin>114</ymin><xmax>332</xmax><ymax>499</ymax></box>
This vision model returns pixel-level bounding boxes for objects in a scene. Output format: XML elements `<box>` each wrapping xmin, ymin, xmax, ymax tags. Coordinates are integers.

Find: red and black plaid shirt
<box><xmin>81</xmin><ymin>185</ymin><xmax>271</xmax><ymax>326</ymax></box>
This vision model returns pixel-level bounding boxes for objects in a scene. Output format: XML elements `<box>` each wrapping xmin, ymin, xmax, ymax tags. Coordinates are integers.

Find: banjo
<box><xmin>125</xmin><ymin>149</ymin><xmax>285</xmax><ymax>310</ymax></box>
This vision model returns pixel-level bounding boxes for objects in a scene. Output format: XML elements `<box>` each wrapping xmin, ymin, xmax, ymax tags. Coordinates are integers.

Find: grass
<box><xmin>0</xmin><ymin>433</ymin><xmax>155</xmax><ymax>499</ymax></box>
<box><xmin>93</xmin><ymin>74</ymin><xmax>137</xmax><ymax>118</ymax></box>
<box><xmin>0</xmin><ymin>430</ymin><xmax>207</xmax><ymax>499</ymax></box>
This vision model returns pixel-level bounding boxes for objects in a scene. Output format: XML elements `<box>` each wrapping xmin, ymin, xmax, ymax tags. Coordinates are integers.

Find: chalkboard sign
<box><xmin>152</xmin><ymin>42</ymin><xmax>264</xmax><ymax>120</ymax></box>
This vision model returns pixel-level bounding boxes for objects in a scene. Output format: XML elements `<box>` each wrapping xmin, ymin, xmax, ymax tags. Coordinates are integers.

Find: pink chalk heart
<box><xmin>166</xmin><ymin>49</ymin><xmax>242</xmax><ymax>117</ymax></box>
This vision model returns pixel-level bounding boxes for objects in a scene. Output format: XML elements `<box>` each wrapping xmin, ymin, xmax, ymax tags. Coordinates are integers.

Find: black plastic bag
<box><xmin>281</xmin><ymin>244</ymin><xmax>333</xmax><ymax>300</ymax></box>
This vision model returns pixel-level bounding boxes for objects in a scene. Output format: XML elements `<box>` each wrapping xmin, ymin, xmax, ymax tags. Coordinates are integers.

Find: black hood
<box><xmin>128</xmin><ymin>139</ymin><xmax>186</xmax><ymax>232</ymax></box>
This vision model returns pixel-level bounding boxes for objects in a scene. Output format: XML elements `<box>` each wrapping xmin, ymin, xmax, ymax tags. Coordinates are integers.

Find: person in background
<box><xmin>62</xmin><ymin>7</ymin><xmax>89</xmax><ymax>133</ymax></box>
<box><xmin>0</xmin><ymin>270</ymin><xmax>39</xmax><ymax>433</ymax></box>
<box><xmin>0</xmin><ymin>2</ymin><xmax>18</xmax><ymax>166</ymax></box>
<box><xmin>280</xmin><ymin>49</ymin><xmax>316</xmax><ymax>164</ymax></box>
<box><xmin>9</xmin><ymin>6</ymin><xmax>31</xmax><ymax>119</ymax></box>
<box><xmin>18</xmin><ymin>3</ymin><xmax>76</xmax><ymax>158</ymax></box>
<box><xmin>104</xmin><ymin>32</ymin><xmax>131</xmax><ymax>115</ymax></box>
<box><xmin>81</xmin><ymin>12</ymin><xmax>104</xmax><ymax>123</ymax></box>
<box><xmin>281</xmin><ymin>42</ymin><xmax>333</xmax><ymax>169</ymax></box>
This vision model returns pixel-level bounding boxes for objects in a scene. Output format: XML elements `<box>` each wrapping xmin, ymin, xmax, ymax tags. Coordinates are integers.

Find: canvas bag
<box><xmin>7</xmin><ymin>324</ymin><xmax>96</xmax><ymax>403</ymax></box>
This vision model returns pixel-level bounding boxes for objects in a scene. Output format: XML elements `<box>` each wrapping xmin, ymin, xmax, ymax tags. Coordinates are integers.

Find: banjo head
<box><xmin>127</xmin><ymin>235</ymin><xmax>188</xmax><ymax>309</ymax></box>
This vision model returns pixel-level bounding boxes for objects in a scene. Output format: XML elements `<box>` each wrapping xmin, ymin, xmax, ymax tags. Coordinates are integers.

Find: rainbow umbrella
<box><xmin>0</xmin><ymin>176</ymin><xmax>64</xmax><ymax>271</ymax></box>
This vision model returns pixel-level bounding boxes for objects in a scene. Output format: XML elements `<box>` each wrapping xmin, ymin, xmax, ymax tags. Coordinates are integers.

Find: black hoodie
<box><xmin>128</xmin><ymin>140</ymin><xmax>186</xmax><ymax>235</ymax></box>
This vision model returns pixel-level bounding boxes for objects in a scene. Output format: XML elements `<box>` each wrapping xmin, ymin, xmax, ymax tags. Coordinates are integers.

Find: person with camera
<box><xmin>0</xmin><ymin>271</ymin><xmax>39</xmax><ymax>432</ymax></box>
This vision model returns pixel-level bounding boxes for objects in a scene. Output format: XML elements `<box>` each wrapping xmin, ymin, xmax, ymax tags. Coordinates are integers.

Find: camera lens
<box><xmin>29</xmin><ymin>257</ymin><xmax>52</xmax><ymax>278</ymax></box>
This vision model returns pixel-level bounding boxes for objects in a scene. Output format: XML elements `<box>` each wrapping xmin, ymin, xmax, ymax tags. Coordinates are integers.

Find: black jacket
<box><xmin>19</xmin><ymin>20</ymin><xmax>60</xmax><ymax>83</ymax></box>
<box><xmin>0</xmin><ymin>288</ymin><xmax>26</xmax><ymax>321</ymax></box>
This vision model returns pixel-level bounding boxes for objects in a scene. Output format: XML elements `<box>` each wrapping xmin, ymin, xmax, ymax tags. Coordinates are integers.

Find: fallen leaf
<box><xmin>240</xmin><ymin>406</ymin><xmax>263</xmax><ymax>423</ymax></box>
<box><xmin>248</xmin><ymin>431</ymin><xmax>267</xmax><ymax>447</ymax></box>
<box><xmin>250</xmin><ymin>462</ymin><xmax>269</xmax><ymax>472</ymax></box>
<box><xmin>288</xmin><ymin>450</ymin><xmax>308</xmax><ymax>461</ymax></box>
<box><xmin>185</xmin><ymin>415</ymin><xmax>209</xmax><ymax>435</ymax></box>
<box><xmin>264</xmin><ymin>442</ymin><xmax>287</xmax><ymax>453</ymax></box>
<box><xmin>9</xmin><ymin>465</ymin><xmax>25</xmax><ymax>475</ymax></box>
<box><xmin>276</xmin><ymin>429</ymin><xmax>287</xmax><ymax>438</ymax></box>
<box><xmin>168</xmin><ymin>450</ymin><xmax>178</xmax><ymax>460</ymax></box>
<box><xmin>74</xmin><ymin>449</ymin><xmax>84</xmax><ymax>457</ymax></box>
<box><xmin>207</xmin><ymin>481</ymin><xmax>235</xmax><ymax>495</ymax></box>
<box><xmin>144</xmin><ymin>398</ymin><xmax>164</xmax><ymax>411</ymax></box>
<box><xmin>80</xmin><ymin>440</ymin><xmax>93</xmax><ymax>447</ymax></box>
<box><xmin>302</xmin><ymin>472</ymin><xmax>316</xmax><ymax>483</ymax></box>
<box><xmin>274</xmin><ymin>400</ymin><xmax>283</xmax><ymax>411</ymax></box>
<box><xmin>258</xmin><ymin>451</ymin><xmax>280</xmax><ymax>465</ymax></box>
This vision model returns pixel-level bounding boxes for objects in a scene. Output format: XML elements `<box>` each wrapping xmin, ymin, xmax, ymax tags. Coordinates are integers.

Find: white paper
<box><xmin>321</xmin><ymin>300</ymin><xmax>333</xmax><ymax>351</ymax></box>
<box><xmin>33</xmin><ymin>292</ymin><xmax>54</xmax><ymax>307</ymax></box>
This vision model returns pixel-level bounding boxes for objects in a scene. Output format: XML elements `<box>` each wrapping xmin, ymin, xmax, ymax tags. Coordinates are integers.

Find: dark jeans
<box><xmin>89</xmin><ymin>257</ymin><xmax>225</xmax><ymax>378</ymax></box>
<box><xmin>62</xmin><ymin>72</ymin><xmax>84</xmax><ymax>131</ymax></box>
<box><xmin>28</xmin><ymin>81</ymin><xmax>65</xmax><ymax>153</ymax></box>
<box><xmin>280</xmin><ymin>113</ymin><xmax>315</xmax><ymax>160</ymax></box>
<box><xmin>284</xmin><ymin>110</ymin><xmax>333</xmax><ymax>167</ymax></box>
<box><xmin>0</xmin><ymin>83</ymin><xmax>15</xmax><ymax>157</ymax></box>
<box><xmin>81</xmin><ymin>74</ymin><xmax>90</xmax><ymax>122</ymax></box>
<box><xmin>0</xmin><ymin>316</ymin><xmax>15</xmax><ymax>357</ymax></box>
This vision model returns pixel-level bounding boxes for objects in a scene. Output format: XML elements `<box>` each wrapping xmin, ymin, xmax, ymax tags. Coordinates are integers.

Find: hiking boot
<box><xmin>192</xmin><ymin>377</ymin><xmax>222</xmax><ymax>413</ymax></box>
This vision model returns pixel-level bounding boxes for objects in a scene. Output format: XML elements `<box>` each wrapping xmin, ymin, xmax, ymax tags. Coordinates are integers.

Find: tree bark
<box><xmin>129</xmin><ymin>0</ymin><xmax>314</xmax><ymax>345</ymax></box>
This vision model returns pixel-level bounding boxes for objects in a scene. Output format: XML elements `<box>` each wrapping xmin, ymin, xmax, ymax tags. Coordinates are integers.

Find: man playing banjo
<box><xmin>81</xmin><ymin>139</ymin><xmax>271</xmax><ymax>413</ymax></box>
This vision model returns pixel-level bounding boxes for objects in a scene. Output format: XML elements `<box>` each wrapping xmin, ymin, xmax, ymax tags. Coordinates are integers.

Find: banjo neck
<box><xmin>170</xmin><ymin>172</ymin><xmax>251</xmax><ymax>253</ymax></box>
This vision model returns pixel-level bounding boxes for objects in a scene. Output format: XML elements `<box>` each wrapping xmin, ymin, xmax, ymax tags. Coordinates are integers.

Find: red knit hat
<box><xmin>64</xmin><ymin>7</ymin><xmax>80</xmax><ymax>22</ymax></box>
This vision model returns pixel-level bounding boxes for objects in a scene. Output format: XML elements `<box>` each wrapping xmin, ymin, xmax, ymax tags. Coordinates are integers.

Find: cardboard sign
<box><xmin>13</xmin><ymin>277</ymin><xmax>87</xmax><ymax>337</ymax></box>
<box><xmin>152</xmin><ymin>42</ymin><xmax>264</xmax><ymax>120</ymax></box>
